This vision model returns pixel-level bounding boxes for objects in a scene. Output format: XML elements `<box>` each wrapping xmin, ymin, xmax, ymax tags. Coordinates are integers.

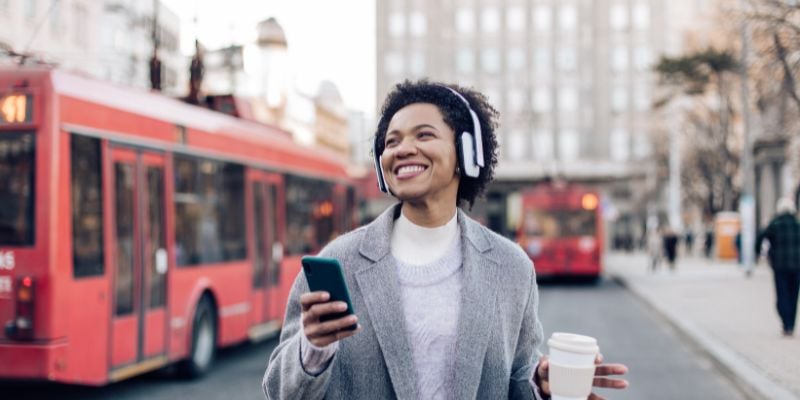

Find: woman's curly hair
<box><xmin>373</xmin><ymin>79</ymin><xmax>500</xmax><ymax>209</ymax></box>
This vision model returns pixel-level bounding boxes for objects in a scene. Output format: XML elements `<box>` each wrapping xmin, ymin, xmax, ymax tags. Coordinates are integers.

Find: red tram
<box><xmin>517</xmin><ymin>181</ymin><xmax>603</xmax><ymax>279</ymax></box>
<box><xmin>0</xmin><ymin>67</ymin><xmax>358</xmax><ymax>385</ymax></box>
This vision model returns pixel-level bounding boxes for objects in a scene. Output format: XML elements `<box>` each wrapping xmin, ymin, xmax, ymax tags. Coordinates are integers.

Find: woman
<box><xmin>263</xmin><ymin>80</ymin><xmax>628</xmax><ymax>399</ymax></box>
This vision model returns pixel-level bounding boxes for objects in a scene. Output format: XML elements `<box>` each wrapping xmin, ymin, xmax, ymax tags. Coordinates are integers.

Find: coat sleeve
<box><xmin>509</xmin><ymin>267</ymin><xmax>548</xmax><ymax>400</ymax></box>
<box><xmin>262</xmin><ymin>271</ymin><xmax>336</xmax><ymax>399</ymax></box>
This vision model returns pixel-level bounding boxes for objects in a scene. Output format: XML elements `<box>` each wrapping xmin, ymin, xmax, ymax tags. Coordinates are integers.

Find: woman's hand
<box><xmin>300</xmin><ymin>291</ymin><xmax>361</xmax><ymax>347</ymax></box>
<box><xmin>535</xmin><ymin>354</ymin><xmax>629</xmax><ymax>400</ymax></box>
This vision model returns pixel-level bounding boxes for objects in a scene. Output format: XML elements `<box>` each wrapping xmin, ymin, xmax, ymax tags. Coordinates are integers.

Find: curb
<box><xmin>610</xmin><ymin>273</ymin><xmax>799</xmax><ymax>400</ymax></box>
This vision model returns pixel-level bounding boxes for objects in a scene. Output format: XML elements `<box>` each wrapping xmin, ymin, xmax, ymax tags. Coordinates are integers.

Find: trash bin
<box><xmin>714</xmin><ymin>212</ymin><xmax>740</xmax><ymax>261</ymax></box>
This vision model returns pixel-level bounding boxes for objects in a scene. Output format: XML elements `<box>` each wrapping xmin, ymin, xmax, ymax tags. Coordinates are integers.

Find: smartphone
<box><xmin>301</xmin><ymin>256</ymin><xmax>357</xmax><ymax>330</ymax></box>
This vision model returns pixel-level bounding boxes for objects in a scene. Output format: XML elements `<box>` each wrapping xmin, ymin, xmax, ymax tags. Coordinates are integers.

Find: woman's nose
<box><xmin>393</xmin><ymin>137</ymin><xmax>417</xmax><ymax>157</ymax></box>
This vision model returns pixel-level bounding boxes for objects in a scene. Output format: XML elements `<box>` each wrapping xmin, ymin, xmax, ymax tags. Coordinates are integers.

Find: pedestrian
<box><xmin>756</xmin><ymin>197</ymin><xmax>800</xmax><ymax>337</ymax></box>
<box><xmin>647</xmin><ymin>225</ymin><xmax>662</xmax><ymax>272</ymax></box>
<box><xmin>663</xmin><ymin>227</ymin><xmax>679</xmax><ymax>271</ymax></box>
<box><xmin>684</xmin><ymin>229</ymin><xmax>694</xmax><ymax>256</ymax></box>
<box><xmin>263</xmin><ymin>81</ymin><xmax>629</xmax><ymax>398</ymax></box>
<box><xmin>704</xmin><ymin>224</ymin><xmax>714</xmax><ymax>259</ymax></box>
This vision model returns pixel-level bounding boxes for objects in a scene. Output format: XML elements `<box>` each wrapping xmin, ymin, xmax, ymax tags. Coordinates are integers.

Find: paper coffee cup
<box><xmin>547</xmin><ymin>332</ymin><xmax>599</xmax><ymax>400</ymax></box>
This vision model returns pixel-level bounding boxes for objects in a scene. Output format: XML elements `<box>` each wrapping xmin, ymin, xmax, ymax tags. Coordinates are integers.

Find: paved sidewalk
<box><xmin>606</xmin><ymin>252</ymin><xmax>800</xmax><ymax>400</ymax></box>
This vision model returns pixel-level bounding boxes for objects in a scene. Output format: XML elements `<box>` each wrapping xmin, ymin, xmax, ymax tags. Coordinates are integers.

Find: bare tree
<box><xmin>655</xmin><ymin>48</ymin><xmax>743</xmax><ymax>217</ymax></box>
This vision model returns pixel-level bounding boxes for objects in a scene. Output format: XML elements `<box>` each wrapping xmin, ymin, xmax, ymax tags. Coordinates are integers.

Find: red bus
<box><xmin>517</xmin><ymin>181</ymin><xmax>603</xmax><ymax>279</ymax></box>
<box><xmin>0</xmin><ymin>67</ymin><xmax>358</xmax><ymax>385</ymax></box>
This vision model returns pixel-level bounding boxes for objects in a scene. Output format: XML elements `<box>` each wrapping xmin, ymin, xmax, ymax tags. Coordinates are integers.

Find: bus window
<box><xmin>285</xmin><ymin>175</ymin><xmax>334</xmax><ymax>255</ymax></box>
<box><xmin>114</xmin><ymin>164</ymin><xmax>135</xmax><ymax>315</ymax></box>
<box><xmin>0</xmin><ymin>132</ymin><xmax>35</xmax><ymax>246</ymax></box>
<box><xmin>173</xmin><ymin>155</ymin><xmax>246</xmax><ymax>266</ymax></box>
<box><xmin>146</xmin><ymin>166</ymin><xmax>166</xmax><ymax>307</ymax></box>
<box><xmin>71</xmin><ymin>135</ymin><xmax>104</xmax><ymax>277</ymax></box>
<box><xmin>559</xmin><ymin>210</ymin><xmax>596</xmax><ymax>236</ymax></box>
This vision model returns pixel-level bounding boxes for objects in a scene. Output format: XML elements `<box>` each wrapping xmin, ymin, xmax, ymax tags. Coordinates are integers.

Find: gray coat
<box><xmin>263</xmin><ymin>204</ymin><xmax>545</xmax><ymax>399</ymax></box>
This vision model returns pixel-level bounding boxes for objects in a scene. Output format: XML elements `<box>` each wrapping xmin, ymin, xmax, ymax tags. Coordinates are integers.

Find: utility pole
<box><xmin>738</xmin><ymin>0</ymin><xmax>756</xmax><ymax>276</ymax></box>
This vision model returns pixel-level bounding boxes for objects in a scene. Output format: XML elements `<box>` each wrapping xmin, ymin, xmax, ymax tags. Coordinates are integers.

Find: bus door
<box><xmin>109</xmin><ymin>146</ymin><xmax>169</xmax><ymax>371</ymax></box>
<box><xmin>248</xmin><ymin>171</ymin><xmax>284</xmax><ymax>329</ymax></box>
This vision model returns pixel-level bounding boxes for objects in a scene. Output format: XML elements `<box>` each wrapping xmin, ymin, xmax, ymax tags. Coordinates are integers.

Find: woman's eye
<box><xmin>385</xmin><ymin>138</ymin><xmax>398</xmax><ymax>147</ymax></box>
<box><xmin>418</xmin><ymin>131</ymin><xmax>434</xmax><ymax>139</ymax></box>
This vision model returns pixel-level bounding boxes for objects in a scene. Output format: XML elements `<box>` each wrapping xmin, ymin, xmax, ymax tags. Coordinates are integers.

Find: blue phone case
<box><xmin>301</xmin><ymin>256</ymin><xmax>357</xmax><ymax>330</ymax></box>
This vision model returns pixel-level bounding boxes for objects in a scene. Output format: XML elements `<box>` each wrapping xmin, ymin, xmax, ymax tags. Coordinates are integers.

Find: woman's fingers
<box><xmin>308</xmin><ymin>324</ymin><xmax>362</xmax><ymax>347</ymax></box>
<box><xmin>594</xmin><ymin>363</ymin><xmax>629</xmax><ymax>376</ymax></box>
<box><xmin>300</xmin><ymin>291</ymin><xmax>329</xmax><ymax>312</ymax></box>
<box><xmin>592</xmin><ymin>376</ymin><xmax>630</xmax><ymax>389</ymax></box>
<box><xmin>304</xmin><ymin>314</ymin><xmax>359</xmax><ymax>339</ymax></box>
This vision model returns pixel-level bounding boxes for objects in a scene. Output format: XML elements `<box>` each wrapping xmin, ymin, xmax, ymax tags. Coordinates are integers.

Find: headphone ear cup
<box><xmin>373</xmin><ymin>139</ymin><xmax>388</xmax><ymax>193</ymax></box>
<box><xmin>459</xmin><ymin>132</ymin><xmax>481</xmax><ymax>178</ymax></box>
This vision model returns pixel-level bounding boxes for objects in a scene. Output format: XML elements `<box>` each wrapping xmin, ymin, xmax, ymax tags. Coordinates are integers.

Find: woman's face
<box><xmin>381</xmin><ymin>103</ymin><xmax>460</xmax><ymax>206</ymax></box>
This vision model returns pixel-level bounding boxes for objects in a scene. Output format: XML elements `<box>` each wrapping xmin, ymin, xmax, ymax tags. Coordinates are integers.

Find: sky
<box><xmin>160</xmin><ymin>0</ymin><xmax>376</xmax><ymax>116</ymax></box>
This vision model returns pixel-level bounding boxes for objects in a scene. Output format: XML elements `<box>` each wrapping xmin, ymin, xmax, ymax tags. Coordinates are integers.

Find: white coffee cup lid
<box><xmin>547</xmin><ymin>332</ymin><xmax>599</xmax><ymax>355</ymax></box>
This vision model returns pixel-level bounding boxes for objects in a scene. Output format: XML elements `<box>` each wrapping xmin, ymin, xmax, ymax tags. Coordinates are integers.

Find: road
<box><xmin>3</xmin><ymin>278</ymin><xmax>746</xmax><ymax>399</ymax></box>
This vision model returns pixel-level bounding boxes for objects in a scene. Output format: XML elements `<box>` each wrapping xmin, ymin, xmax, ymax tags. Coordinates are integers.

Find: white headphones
<box><xmin>373</xmin><ymin>85</ymin><xmax>484</xmax><ymax>194</ymax></box>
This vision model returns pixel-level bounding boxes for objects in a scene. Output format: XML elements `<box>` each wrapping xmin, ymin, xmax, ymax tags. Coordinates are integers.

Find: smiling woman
<box><xmin>263</xmin><ymin>80</ymin><xmax>629</xmax><ymax>400</ymax></box>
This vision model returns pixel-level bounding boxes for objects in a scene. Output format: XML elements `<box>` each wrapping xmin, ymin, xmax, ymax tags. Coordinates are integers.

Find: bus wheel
<box><xmin>180</xmin><ymin>296</ymin><xmax>216</xmax><ymax>378</ymax></box>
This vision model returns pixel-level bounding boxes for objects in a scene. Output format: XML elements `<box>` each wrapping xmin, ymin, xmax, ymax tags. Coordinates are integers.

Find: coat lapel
<box><xmin>453</xmin><ymin>210</ymin><xmax>498</xmax><ymax>399</ymax></box>
<box><xmin>355</xmin><ymin>205</ymin><xmax>419</xmax><ymax>400</ymax></box>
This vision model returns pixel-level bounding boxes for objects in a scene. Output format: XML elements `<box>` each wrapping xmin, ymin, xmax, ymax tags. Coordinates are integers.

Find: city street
<box><xmin>3</xmin><ymin>275</ymin><xmax>747</xmax><ymax>399</ymax></box>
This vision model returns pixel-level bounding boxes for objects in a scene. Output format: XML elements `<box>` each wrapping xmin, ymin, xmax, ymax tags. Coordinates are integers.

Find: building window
<box><xmin>532</xmin><ymin>46</ymin><xmax>550</xmax><ymax>76</ymax></box>
<box><xmin>508</xmin><ymin>88</ymin><xmax>526</xmax><ymax>112</ymax></box>
<box><xmin>410</xmin><ymin>51</ymin><xmax>425</xmax><ymax>76</ymax></box>
<box><xmin>533</xmin><ymin>86</ymin><xmax>551</xmax><ymax>112</ymax></box>
<box><xmin>456</xmin><ymin>48</ymin><xmax>475</xmax><ymax>74</ymax></box>
<box><xmin>559</xmin><ymin>86</ymin><xmax>578</xmax><ymax>112</ymax></box>
<box><xmin>507</xmin><ymin>6</ymin><xmax>526</xmax><ymax>33</ymax></box>
<box><xmin>507</xmin><ymin>47</ymin><xmax>525</xmax><ymax>71</ymax></box>
<box><xmin>558</xmin><ymin>47</ymin><xmax>577</xmax><ymax>72</ymax></box>
<box><xmin>173</xmin><ymin>156</ymin><xmax>246</xmax><ymax>266</ymax></box>
<box><xmin>49</xmin><ymin>0</ymin><xmax>61</xmax><ymax>35</ymax></box>
<box><xmin>612</xmin><ymin>86</ymin><xmax>628</xmax><ymax>112</ymax></box>
<box><xmin>456</xmin><ymin>8</ymin><xmax>475</xmax><ymax>34</ymax></box>
<box><xmin>610</xmin><ymin>3</ymin><xmax>628</xmax><ymax>31</ymax></box>
<box><xmin>533</xmin><ymin>5</ymin><xmax>551</xmax><ymax>33</ymax></box>
<box><xmin>633</xmin><ymin>46</ymin><xmax>652</xmax><ymax>71</ymax></box>
<box><xmin>389</xmin><ymin>12</ymin><xmax>405</xmax><ymax>37</ymax></box>
<box><xmin>410</xmin><ymin>11</ymin><xmax>426</xmax><ymax>37</ymax></box>
<box><xmin>71</xmin><ymin>135</ymin><xmax>104</xmax><ymax>278</ymax></box>
<box><xmin>508</xmin><ymin>130</ymin><xmax>527</xmax><ymax>161</ymax></box>
<box><xmin>633</xmin><ymin>3</ymin><xmax>650</xmax><ymax>30</ymax></box>
<box><xmin>384</xmin><ymin>51</ymin><xmax>403</xmax><ymax>76</ymax></box>
<box><xmin>534</xmin><ymin>128</ymin><xmax>554</xmax><ymax>160</ymax></box>
<box><xmin>481</xmin><ymin>6</ymin><xmax>500</xmax><ymax>33</ymax></box>
<box><xmin>74</xmin><ymin>3</ymin><xmax>88</xmax><ymax>46</ymax></box>
<box><xmin>559</xmin><ymin>4</ymin><xmax>577</xmax><ymax>31</ymax></box>
<box><xmin>610</xmin><ymin>128</ymin><xmax>630</xmax><ymax>161</ymax></box>
<box><xmin>633</xmin><ymin>131</ymin><xmax>651</xmax><ymax>159</ymax></box>
<box><xmin>25</xmin><ymin>0</ymin><xmax>36</xmax><ymax>20</ymax></box>
<box><xmin>611</xmin><ymin>46</ymin><xmax>628</xmax><ymax>72</ymax></box>
<box><xmin>481</xmin><ymin>48</ymin><xmax>500</xmax><ymax>74</ymax></box>
<box><xmin>559</xmin><ymin>129</ymin><xmax>579</xmax><ymax>161</ymax></box>
<box><xmin>634</xmin><ymin>84</ymin><xmax>650</xmax><ymax>111</ymax></box>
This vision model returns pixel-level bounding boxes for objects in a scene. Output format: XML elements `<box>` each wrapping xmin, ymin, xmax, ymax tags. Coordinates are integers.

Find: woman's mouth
<box><xmin>395</xmin><ymin>164</ymin><xmax>428</xmax><ymax>179</ymax></box>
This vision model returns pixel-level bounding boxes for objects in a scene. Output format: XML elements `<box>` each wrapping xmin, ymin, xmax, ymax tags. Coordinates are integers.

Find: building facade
<box><xmin>376</xmin><ymin>0</ymin><xmax>667</xmax><ymax>238</ymax></box>
<box><xmin>0</xmin><ymin>0</ymin><xmax>184</xmax><ymax>95</ymax></box>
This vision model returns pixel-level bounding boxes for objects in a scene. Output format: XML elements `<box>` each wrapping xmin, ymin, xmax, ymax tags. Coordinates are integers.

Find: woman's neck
<box><xmin>401</xmin><ymin>201</ymin><xmax>457</xmax><ymax>228</ymax></box>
